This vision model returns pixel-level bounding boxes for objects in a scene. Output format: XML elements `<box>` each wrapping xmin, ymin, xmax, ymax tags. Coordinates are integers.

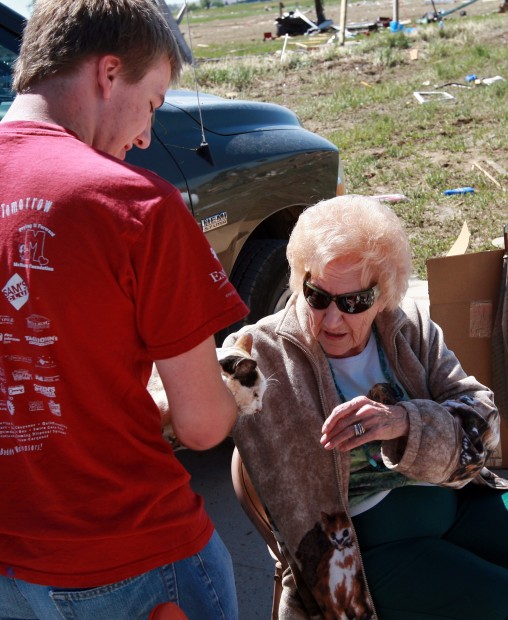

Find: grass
<box><xmin>180</xmin><ymin>11</ymin><xmax>508</xmax><ymax>278</ymax></box>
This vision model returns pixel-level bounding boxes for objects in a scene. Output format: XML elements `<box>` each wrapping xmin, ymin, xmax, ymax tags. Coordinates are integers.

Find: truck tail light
<box><xmin>336</xmin><ymin>158</ymin><xmax>345</xmax><ymax>196</ymax></box>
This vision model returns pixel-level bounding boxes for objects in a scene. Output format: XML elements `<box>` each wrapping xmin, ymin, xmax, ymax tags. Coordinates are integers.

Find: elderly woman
<box><xmin>225</xmin><ymin>195</ymin><xmax>508</xmax><ymax>620</ymax></box>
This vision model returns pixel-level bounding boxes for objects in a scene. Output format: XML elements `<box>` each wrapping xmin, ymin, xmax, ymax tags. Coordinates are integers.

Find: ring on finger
<box><xmin>353</xmin><ymin>422</ymin><xmax>366</xmax><ymax>437</ymax></box>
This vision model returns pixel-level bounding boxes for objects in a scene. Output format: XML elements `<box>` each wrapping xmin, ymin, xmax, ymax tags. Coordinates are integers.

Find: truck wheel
<box><xmin>218</xmin><ymin>239</ymin><xmax>290</xmax><ymax>343</ymax></box>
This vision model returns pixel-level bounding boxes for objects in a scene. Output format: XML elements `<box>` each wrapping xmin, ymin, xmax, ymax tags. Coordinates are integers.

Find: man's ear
<box><xmin>96</xmin><ymin>55</ymin><xmax>123</xmax><ymax>100</ymax></box>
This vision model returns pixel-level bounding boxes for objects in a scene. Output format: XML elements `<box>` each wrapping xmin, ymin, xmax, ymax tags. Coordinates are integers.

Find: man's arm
<box><xmin>154</xmin><ymin>335</ymin><xmax>238</xmax><ymax>450</ymax></box>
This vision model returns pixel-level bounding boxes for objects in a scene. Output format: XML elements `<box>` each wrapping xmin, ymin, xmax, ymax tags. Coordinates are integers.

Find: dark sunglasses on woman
<box><xmin>303</xmin><ymin>276</ymin><xmax>379</xmax><ymax>314</ymax></box>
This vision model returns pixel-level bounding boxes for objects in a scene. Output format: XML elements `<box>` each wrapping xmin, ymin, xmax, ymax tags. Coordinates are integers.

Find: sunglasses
<box><xmin>303</xmin><ymin>277</ymin><xmax>379</xmax><ymax>314</ymax></box>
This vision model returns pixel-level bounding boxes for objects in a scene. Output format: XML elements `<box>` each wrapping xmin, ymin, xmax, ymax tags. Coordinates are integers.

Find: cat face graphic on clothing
<box><xmin>297</xmin><ymin>511</ymin><xmax>375</xmax><ymax>620</ymax></box>
<box><xmin>322</xmin><ymin>513</ymin><xmax>353</xmax><ymax>552</ymax></box>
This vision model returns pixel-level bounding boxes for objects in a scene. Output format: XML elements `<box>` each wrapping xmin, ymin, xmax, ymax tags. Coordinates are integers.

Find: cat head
<box><xmin>217</xmin><ymin>333</ymin><xmax>267</xmax><ymax>416</ymax></box>
<box><xmin>321</xmin><ymin>512</ymin><xmax>353</xmax><ymax>551</ymax></box>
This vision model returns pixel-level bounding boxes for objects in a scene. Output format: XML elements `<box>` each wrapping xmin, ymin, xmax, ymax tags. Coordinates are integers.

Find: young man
<box><xmin>0</xmin><ymin>1</ymin><xmax>248</xmax><ymax>618</ymax></box>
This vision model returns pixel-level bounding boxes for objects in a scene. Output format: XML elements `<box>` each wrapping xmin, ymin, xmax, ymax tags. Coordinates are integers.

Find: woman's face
<box><xmin>304</xmin><ymin>259</ymin><xmax>383</xmax><ymax>358</ymax></box>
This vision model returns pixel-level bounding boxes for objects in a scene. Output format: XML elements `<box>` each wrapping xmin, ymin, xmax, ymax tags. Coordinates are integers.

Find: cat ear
<box><xmin>234</xmin><ymin>358</ymin><xmax>258</xmax><ymax>379</ymax></box>
<box><xmin>235</xmin><ymin>332</ymin><xmax>253</xmax><ymax>355</ymax></box>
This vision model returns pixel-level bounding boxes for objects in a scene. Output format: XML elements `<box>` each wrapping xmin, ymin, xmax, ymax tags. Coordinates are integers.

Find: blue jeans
<box><xmin>0</xmin><ymin>530</ymin><xmax>238</xmax><ymax>620</ymax></box>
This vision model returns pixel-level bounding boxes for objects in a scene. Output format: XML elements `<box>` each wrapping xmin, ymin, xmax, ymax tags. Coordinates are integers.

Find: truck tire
<box><xmin>218</xmin><ymin>239</ymin><xmax>290</xmax><ymax>343</ymax></box>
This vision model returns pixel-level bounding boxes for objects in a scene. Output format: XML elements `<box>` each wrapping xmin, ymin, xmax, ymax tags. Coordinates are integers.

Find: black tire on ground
<box><xmin>217</xmin><ymin>239</ymin><xmax>290</xmax><ymax>344</ymax></box>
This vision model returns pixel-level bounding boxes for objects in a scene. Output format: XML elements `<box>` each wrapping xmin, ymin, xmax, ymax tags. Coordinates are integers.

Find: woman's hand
<box><xmin>320</xmin><ymin>396</ymin><xmax>409</xmax><ymax>451</ymax></box>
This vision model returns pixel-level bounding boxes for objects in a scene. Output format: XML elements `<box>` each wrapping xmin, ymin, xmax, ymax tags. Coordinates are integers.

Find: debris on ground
<box><xmin>435</xmin><ymin>81</ymin><xmax>472</xmax><ymax>89</ymax></box>
<box><xmin>414</xmin><ymin>91</ymin><xmax>455</xmax><ymax>103</ymax></box>
<box><xmin>472</xmin><ymin>159</ymin><xmax>508</xmax><ymax>191</ymax></box>
<box><xmin>482</xmin><ymin>75</ymin><xmax>505</xmax><ymax>85</ymax></box>
<box><xmin>267</xmin><ymin>0</ymin><xmax>506</xmax><ymax>57</ymax></box>
<box><xmin>411</xmin><ymin>72</ymin><xmax>505</xmax><ymax>105</ymax></box>
<box><xmin>372</xmin><ymin>193</ymin><xmax>409</xmax><ymax>202</ymax></box>
<box><xmin>275</xmin><ymin>8</ymin><xmax>336</xmax><ymax>37</ymax></box>
<box><xmin>418</xmin><ymin>0</ymin><xmax>481</xmax><ymax>23</ymax></box>
<box><xmin>443</xmin><ymin>186</ymin><xmax>475</xmax><ymax>195</ymax></box>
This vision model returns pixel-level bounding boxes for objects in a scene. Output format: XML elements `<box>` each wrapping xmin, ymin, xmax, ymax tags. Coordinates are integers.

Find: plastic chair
<box><xmin>148</xmin><ymin>602</ymin><xmax>188</xmax><ymax>619</ymax></box>
<box><xmin>231</xmin><ymin>446</ymin><xmax>289</xmax><ymax>620</ymax></box>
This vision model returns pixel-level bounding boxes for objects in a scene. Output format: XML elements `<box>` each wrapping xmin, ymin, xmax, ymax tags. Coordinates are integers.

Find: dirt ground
<box><xmin>188</xmin><ymin>0</ymin><xmax>503</xmax><ymax>47</ymax></box>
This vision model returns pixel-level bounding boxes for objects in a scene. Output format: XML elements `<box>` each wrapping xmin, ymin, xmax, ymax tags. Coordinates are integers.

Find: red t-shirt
<box><xmin>0</xmin><ymin>122</ymin><xmax>248</xmax><ymax>587</ymax></box>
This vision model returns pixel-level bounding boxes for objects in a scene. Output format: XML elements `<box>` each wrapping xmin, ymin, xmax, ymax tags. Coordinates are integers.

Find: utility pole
<box><xmin>338</xmin><ymin>0</ymin><xmax>347</xmax><ymax>45</ymax></box>
<box><xmin>393</xmin><ymin>0</ymin><xmax>399</xmax><ymax>24</ymax></box>
<box><xmin>155</xmin><ymin>0</ymin><xmax>193</xmax><ymax>64</ymax></box>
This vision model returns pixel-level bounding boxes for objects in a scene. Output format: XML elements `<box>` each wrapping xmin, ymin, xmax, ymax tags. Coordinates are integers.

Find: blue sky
<box><xmin>3</xmin><ymin>0</ymin><xmax>31</xmax><ymax>17</ymax></box>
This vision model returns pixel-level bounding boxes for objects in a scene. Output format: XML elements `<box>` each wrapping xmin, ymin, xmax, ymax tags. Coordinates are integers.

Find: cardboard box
<box><xmin>427</xmin><ymin>245</ymin><xmax>507</xmax><ymax>467</ymax></box>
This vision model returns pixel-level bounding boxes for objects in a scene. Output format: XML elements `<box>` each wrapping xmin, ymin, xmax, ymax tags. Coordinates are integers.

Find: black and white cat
<box><xmin>148</xmin><ymin>332</ymin><xmax>267</xmax><ymax>447</ymax></box>
<box><xmin>216</xmin><ymin>333</ymin><xmax>266</xmax><ymax>417</ymax></box>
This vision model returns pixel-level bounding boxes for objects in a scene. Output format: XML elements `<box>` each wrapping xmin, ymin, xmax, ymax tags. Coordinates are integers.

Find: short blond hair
<box><xmin>13</xmin><ymin>0</ymin><xmax>182</xmax><ymax>93</ymax></box>
<box><xmin>287</xmin><ymin>195</ymin><xmax>412</xmax><ymax>311</ymax></box>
